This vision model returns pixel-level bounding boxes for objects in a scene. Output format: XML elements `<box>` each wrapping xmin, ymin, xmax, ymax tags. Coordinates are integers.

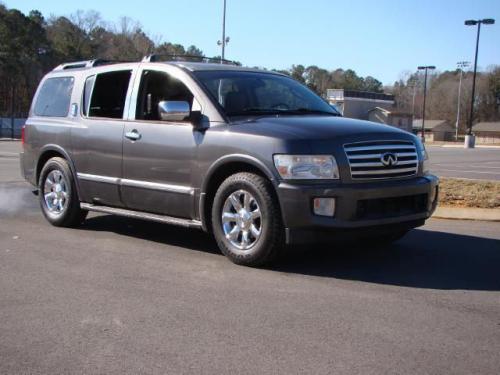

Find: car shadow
<box><xmin>273</xmin><ymin>229</ymin><xmax>500</xmax><ymax>291</ymax></box>
<box><xmin>81</xmin><ymin>214</ymin><xmax>500</xmax><ymax>291</ymax></box>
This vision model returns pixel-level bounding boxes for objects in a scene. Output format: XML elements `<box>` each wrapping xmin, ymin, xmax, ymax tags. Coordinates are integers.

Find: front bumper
<box><xmin>276</xmin><ymin>175</ymin><xmax>439</xmax><ymax>244</ymax></box>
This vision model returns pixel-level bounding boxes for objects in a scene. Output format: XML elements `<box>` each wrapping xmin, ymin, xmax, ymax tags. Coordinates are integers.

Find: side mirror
<box><xmin>158</xmin><ymin>101</ymin><xmax>190</xmax><ymax>121</ymax></box>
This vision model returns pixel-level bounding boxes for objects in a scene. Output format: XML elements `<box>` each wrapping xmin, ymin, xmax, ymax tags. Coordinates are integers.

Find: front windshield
<box><xmin>193</xmin><ymin>70</ymin><xmax>340</xmax><ymax>117</ymax></box>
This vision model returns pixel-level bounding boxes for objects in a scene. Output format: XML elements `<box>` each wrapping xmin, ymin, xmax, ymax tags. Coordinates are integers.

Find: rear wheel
<box><xmin>212</xmin><ymin>172</ymin><xmax>284</xmax><ymax>266</ymax></box>
<box><xmin>38</xmin><ymin>157</ymin><xmax>87</xmax><ymax>227</ymax></box>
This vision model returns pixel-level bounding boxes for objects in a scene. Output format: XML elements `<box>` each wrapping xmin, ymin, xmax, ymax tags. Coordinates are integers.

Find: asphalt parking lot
<box><xmin>1</xmin><ymin>141</ymin><xmax>500</xmax><ymax>374</ymax></box>
<box><xmin>427</xmin><ymin>145</ymin><xmax>500</xmax><ymax>180</ymax></box>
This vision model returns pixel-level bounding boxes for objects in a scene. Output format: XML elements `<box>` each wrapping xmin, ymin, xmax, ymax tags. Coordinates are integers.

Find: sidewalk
<box><xmin>434</xmin><ymin>206</ymin><xmax>500</xmax><ymax>221</ymax></box>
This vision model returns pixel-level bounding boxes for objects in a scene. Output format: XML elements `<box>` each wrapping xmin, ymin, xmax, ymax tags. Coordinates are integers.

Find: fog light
<box><xmin>313</xmin><ymin>198</ymin><xmax>335</xmax><ymax>217</ymax></box>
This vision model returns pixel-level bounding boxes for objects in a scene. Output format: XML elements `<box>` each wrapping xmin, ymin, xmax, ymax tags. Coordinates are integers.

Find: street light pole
<box><xmin>417</xmin><ymin>65</ymin><xmax>436</xmax><ymax>143</ymax></box>
<box><xmin>455</xmin><ymin>61</ymin><xmax>470</xmax><ymax>141</ymax></box>
<box><xmin>217</xmin><ymin>0</ymin><xmax>230</xmax><ymax>62</ymax></box>
<box><xmin>464</xmin><ymin>18</ymin><xmax>495</xmax><ymax>148</ymax></box>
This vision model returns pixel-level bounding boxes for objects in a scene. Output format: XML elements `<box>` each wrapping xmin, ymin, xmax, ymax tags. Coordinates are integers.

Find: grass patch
<box><xmin>439</xmin><ymin>178</ymin><xmax>500</xmax><ymax>209</ymax></box>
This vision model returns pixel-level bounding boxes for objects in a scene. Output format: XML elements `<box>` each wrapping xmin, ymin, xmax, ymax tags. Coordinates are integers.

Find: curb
<box><xmin>433</xmin><ymin>206</ymin><xmax>500</xmax><ymax>221</ymax></box>
<box><xmin>439</xmin><ymin>144</ymin><xmax>500</xmax><ymax>149</ymax></box>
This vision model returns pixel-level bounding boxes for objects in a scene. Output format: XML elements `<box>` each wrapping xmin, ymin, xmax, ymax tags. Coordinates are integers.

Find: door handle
<box><xmin>125</xmin><ymin>129</ymin><xmax>141</xmax><ymax>141</ymax></box>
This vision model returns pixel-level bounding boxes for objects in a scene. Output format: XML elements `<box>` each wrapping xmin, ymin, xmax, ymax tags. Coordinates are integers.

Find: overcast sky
<box><xmin>8</xmin><ymin>0</ymin><xmax>500</xmax><ymax>84</ymax></box>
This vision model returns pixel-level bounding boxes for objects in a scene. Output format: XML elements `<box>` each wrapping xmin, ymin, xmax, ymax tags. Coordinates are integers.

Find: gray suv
<box><xmin>20</xmin><ymin>57</ymin><xmax>438</xmax><ymax>266</ymax></box>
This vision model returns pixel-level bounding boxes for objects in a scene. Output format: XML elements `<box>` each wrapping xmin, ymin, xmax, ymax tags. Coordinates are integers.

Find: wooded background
<box><xmin>1</xmin><ymin>4</ymin><xmax>499</xmax><ymax>133</ymax></box>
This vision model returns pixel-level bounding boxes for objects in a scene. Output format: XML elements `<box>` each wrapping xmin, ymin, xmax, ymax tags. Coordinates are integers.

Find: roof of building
<box><xmin>412</xmin><ymin>119</ymin><xmax>454</xmax><ymax>131</ymax></box>
<box><xmin>368</xmin><ymin>107</ymin><xmax>413</xmax><ymax>117</ymax></box>
<box><xmin>472</xmin><ymin>122</ymin><xmax>500</xmax><ymax>132</ymax></box>
<box><xmin>327</xmin><ymin>89</ymin><xmax>394</xmax><ymax>102</ymax></box>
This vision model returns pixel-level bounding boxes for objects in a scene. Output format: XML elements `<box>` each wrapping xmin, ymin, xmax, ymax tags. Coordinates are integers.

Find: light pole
<box><xmin>464</xmin><ymin>18</ymin><xmax>495</xmax><ymax>148</ymax></box>
<box><xmin>217</xmin><ymin>0</ymin><xmax>230</xmax><ymax>62</ymax></box>
<box><xmin>417</xmin><ymin>65</ymin><xmax>435</xmax><ymax>143</ymax></box>
<box><xmin>409</xmin><ymin>78</ymin><xmax>418</xmax><ymax>118</ymax></box>
<box><xmin>455</xmin><ymin>61</ymin><xmax>470</xmax><ymax>141</ymax></box>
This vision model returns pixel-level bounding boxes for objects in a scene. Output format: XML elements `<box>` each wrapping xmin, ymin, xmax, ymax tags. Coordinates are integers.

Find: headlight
<box><xmin>273</xmin><ymin>154</ymin><xmax>339</xmax><ymax>179</ymax></box>
<box><xmin>419</xmin><ymin>141</ymin><xmax>430</xmax><ymax>174</ymax></box>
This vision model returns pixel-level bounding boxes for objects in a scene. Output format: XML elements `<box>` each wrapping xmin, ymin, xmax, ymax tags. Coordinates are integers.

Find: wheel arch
<box><xmin>36</xmin><ymin>145</ymin><xmax>81</xmax><ymax>197</ymax></box>
<box><xmin>199</xmin><ymin>154</ymin><xmax>279</xmax><ymax>232</ymax></box>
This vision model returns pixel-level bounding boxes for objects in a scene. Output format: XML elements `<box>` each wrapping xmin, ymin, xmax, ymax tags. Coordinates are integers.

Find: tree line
<box><xmin>1</xmin><ymin>4</ymin><xmax>499</xmax><ymax>131</ymax></box>
<box><xmin>390</xmin><ymin>67</ymin><xmax>500</xmax><ymax>132</ymax></box>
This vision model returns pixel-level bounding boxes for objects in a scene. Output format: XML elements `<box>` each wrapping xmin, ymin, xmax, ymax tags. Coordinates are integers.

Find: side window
<box><xmin>82</xmin><ymin>75</ymin><xmax>96</xmax><ymax>116</ymax></box>
<box><xmin>88</xmin><ymin>70</ymin><xmax>131</xmax><ymax>119</ymax></box>
<box><xmin>33</xmin><ymin>77</ymin><xmax>74</xmax><ymax>117</ymax></box>
<box><xmin>136</xmin><ymin>70</ymin><xmax>194</xmax><ymax>121</ymax></box>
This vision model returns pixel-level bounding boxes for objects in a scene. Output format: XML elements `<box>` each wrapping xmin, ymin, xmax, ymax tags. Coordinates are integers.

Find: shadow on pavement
<box><xmin>82</xmin><ymin>214</ymin><xmax>500</xmax><ymax>291</ymax></box>
<box><xmin>274</xmin><ymin>229</ymin><xmax>500</xmax><ymax>291</ymax></box>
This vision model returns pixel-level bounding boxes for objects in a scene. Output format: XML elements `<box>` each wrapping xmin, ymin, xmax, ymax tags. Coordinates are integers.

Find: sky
<box><xmin>7</xmin><ymin>0</ymin><xmax>500</xmax><ymax>85</ymax></box>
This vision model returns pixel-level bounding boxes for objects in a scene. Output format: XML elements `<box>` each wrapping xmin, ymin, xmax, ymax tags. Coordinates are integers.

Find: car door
<box><xmin>71</xmin><ymin>68</ymin><xmax>136</xmax><ymax>207</ymax></box>
<box><xmin>121</xmin><ymin>67</ymin><xmax>199</xmax><ymax>218</ymax></box>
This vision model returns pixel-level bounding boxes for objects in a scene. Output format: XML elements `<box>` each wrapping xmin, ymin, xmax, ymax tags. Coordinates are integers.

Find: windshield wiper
<box><xmin>226</xmin><ymin>107</ymin><xmax>341</xmax><ymax>117</ymax></box>
<box><xmin>283</xmin><ymin>108</ymin><xmax>341</xmax><ymax>116</ymax></box>
<box><xmin>225</xmin><ymin>107</ymin><xmax>284</xmax><ymax>116</ymax></box>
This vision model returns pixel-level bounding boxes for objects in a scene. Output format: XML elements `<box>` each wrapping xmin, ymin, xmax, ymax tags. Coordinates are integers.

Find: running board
<box><xmin>80</xmin><ymin>203</ymin><xmax>202</xmax><ymax>229</ymax></box>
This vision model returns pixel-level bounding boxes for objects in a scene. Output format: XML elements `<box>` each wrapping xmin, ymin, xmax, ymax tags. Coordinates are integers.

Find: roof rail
<box><xmin>142</xmin><ymin>54</ymin><xmax>240</xmax><ymax>66</ymax></box>
<box><xmin>52</xmin><ymin>59</ymin><xmax>128</xmax><ymax>71</ymax></box>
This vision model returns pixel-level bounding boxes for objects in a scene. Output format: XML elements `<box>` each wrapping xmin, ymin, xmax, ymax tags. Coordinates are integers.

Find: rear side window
<box><xmin>86</xmin><ymin>70</ymin><xmax>131</xmax><ymax>119</ymax></box>
<box><xmin>33</xmin><ymin>77</ymin><xmax>74</xmax><ymax>117</ymax></box>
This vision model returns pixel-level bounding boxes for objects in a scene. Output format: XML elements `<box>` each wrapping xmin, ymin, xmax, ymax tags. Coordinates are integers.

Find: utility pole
<box><xmin>417</xmin><ymin>66</ymin><xmax>436</xmax><ymax>143</ymax></box>
<box><xmin>455</xmin><ymin>61</ymin><xmax>470</xmax><ymax>141</ymax></box>
<box><xmin>464</xmin><ymin>18</ymin><xmax>495</xmax><ymax>148</ymax></box>
<box><xmin>10</xmin><ymin>85</ymin><xmax>15</xmax><ymax>139</ymax></box>
<box><xmin>217</xmin><ymin>0</ymin><xmax>230</xmax><ymax>62</ymax></box>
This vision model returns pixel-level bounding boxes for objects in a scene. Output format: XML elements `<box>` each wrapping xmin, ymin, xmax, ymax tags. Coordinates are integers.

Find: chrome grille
<box><xmin>344</xmin><ymin>140</ymin><xmax>418</xmax><ymax>180</ymax></box>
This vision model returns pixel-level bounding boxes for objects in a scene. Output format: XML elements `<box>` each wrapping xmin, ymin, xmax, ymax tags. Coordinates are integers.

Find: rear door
<box><xmin>71</xmin><ymin>68</ymin><xmax>135</xmax><ymax>207</ymax></box>
<box><xmin>120</xmin><ymin>67</ymin><xmax>199</xmax><ymax>218</ymax></box>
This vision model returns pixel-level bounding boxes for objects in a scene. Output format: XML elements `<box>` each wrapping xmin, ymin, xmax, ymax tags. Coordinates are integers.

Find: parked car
<box><xmin>20</xmin><ymin>57</ymin><xmax>439</xmax><ymax>266</ymax></box>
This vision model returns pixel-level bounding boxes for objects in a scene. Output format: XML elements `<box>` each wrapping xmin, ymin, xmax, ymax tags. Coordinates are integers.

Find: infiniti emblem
<box><xmin>381</xmin><ymin>152</ymin><xmax>398</xmax><ymax>166</ymax></box>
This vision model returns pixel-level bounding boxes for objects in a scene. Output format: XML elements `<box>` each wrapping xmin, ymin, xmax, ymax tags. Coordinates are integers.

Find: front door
<box><xmin>121</xmin><ymin>68</ymin><xmax>198</xmax><ymax>218</ymax></box>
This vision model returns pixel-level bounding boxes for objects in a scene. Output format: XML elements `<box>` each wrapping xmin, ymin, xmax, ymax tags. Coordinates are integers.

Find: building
<box><xmin>368</xmin><ymin>107</ymin><xmax>413</xmax><ymax>133</ymax></box>
<box><xmin>472</xmin><ymin>122</ymin><xmax>500</xmax><ymax>144</ymax></box>
<box><xmin>327</xmin><ymin>89</ymin><xmax>395</xmax><ymax>120</ymax></box>
<box><xmin>412</xmin><ymin>119</ymin><xmax>455</xmax><ymax>142</ymax></box>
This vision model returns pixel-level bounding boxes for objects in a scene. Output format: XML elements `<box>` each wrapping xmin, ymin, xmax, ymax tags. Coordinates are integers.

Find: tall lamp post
<box><xmin>455</xmin><ymin>61</ymin><xmax>470</xmax><ymax>141</ymax></box>
<box><xmin>217</xmin><ymin>0</ymin><xmax>230</xmax><ymax>62</ymax></box>
<box><xmin>464</xmin><ymin>18</ymin><xmax>495</xmax><ymax>148</ymax></box>
<box><xmin>417</xmin><ymin>65</ymin><xmax>435</xmax><ymax>143</ymax></box>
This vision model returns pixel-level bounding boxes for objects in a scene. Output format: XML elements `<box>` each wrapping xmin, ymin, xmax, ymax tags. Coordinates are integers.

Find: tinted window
<box><xmin>88</xmin><ymin>70</ymin><xmax>131</xmax><ymax>119</ymax></box>
<box><xmin>194</xmin><ymin>71</ymin><xmax>338</xmax><ymax>117</ymax></box>
<box><xmin>136</xmin><ymin>70</ymin><xmax>193</xmax><ymax>121</ymax></box>
<box><xmin>33</xmin><ymin>77</ymin><xmax>74</xmax><ymax>117</ymax></box>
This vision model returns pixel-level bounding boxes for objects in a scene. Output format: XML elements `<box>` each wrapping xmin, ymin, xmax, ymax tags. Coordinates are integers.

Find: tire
<box><xmin>212</xmin><ymin>172</ymin><xmax>284</xmax><ymax>266</ymax></box>
<box><xmin>38</xmin><ymin>157</ymin><xmax>87</xmax><ymax>227</ymax></box>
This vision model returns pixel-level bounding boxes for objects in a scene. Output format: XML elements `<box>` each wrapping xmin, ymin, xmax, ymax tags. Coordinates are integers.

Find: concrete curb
<box><xmin>433</xmin><ymin>206</ymin><xmax>500</xmax><ymax>221</ymax></box>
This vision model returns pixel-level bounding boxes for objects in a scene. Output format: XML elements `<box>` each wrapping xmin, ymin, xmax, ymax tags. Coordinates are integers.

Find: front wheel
<box><xmin>212</xmin><ymin>172</ymin><xmax>284</xmax><ymax>266</ymax></box>
<box><xmin>38</xmin><ymin>157</ymin><xmax>87</xmax><ymax>227</ymax></box>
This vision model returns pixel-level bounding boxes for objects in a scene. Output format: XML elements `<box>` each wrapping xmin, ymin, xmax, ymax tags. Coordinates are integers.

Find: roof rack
<box><xmin>52</xmin><ymin>59</ymin><xmax>128</xmax><ymax>71</ymax></box>
<box><xmin>142</xmin><ymin>54</ymin><xmax>240</xmax><ymax>65</ymax></box>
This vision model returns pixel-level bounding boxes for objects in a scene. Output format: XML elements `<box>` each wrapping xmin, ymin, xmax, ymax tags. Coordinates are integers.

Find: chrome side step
<box><xmin>80</xmin><ymin>203</ymin><xmax>202</xmax><ymax>229</ymax></box>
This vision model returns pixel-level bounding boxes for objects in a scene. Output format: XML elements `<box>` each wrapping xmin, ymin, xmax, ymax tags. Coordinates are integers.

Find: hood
<box><xmin>228</xmin><ymin>115</ymin><xmax>415</xmax><ymax>143</ymax></box>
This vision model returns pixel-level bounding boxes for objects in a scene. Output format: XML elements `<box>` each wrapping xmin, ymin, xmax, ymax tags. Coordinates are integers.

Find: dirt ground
<box><xmin>439</xmin><ymin>177</ymin><xmax>500</xmax><ymax>209</ymax></box>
